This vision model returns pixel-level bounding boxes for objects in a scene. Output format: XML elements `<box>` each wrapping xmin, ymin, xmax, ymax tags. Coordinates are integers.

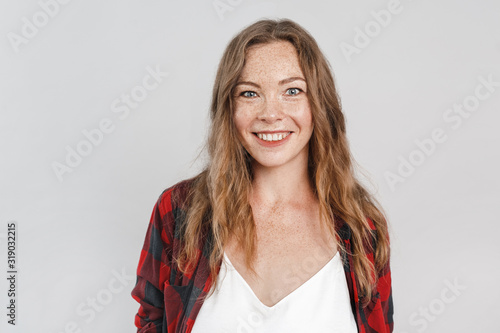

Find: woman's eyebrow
<box><xmin>235</xmin><ymin>77</ymin><xmax>306</xmax><ymax>88</ymax></box>
<box><xmin>235</xmin><ymin>81</ymin><xmax>260</xmax><ymax>88</ymax></box>
<box><xmin>279</xmin><ymin>77</ymin><xmax>306</xmax><ymax>85</ymax></box>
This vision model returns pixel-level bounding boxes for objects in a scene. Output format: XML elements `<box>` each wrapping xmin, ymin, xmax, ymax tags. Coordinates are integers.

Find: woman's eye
<box><xmin>241</xmin><ymin>91</ymin><xmax>257</xmax><ymax>98</ymax></box>
<box><xmin>286</xmin><ymin>88</ymin><xmax>301</xmax><ymax>96</ymax></box>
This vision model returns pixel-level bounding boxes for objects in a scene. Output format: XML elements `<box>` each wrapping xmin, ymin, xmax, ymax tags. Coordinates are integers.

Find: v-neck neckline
<box><xmin>222</xmin><ymin>251</ymin><xmax>339</xmax><ymax>310</ymax></box>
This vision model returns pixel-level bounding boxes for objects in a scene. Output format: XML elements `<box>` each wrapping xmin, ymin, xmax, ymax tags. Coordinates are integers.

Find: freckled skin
<box><xmin>226</xmin><ymin>195</ymin><xmax>337</xmax><ymax>307</ymax></box>
<box><xmin>232</xmin><ymin>41</ymin><xmax>314</xmax><ymax>169</ymax></box>
<box><xmin>225</xmin><ymin>41</ymin><xmax>338</xmax><ymax>307</ymax></box>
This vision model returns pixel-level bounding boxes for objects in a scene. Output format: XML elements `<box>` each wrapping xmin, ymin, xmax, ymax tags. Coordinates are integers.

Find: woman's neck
<box><xmin>250</xmin><ymin>154</ymin><xmax>315</xmax><ymax>205</ymax></box>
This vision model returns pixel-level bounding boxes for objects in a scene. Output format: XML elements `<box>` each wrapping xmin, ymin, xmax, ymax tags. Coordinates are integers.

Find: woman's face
<box><xmin>232</xmin><ymin>41</ymin><xmax>313</xmax><ymax>169</ymax></box>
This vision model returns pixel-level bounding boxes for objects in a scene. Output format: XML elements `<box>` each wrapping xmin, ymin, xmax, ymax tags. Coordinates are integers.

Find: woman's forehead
<box><xmin>240</xmin><ymin>41</ymin><xmax>304</xmax><ymax>80</ymax></box>
<box><xmin>244</xmin><ymin>40</ymin><xmax>297</xmax><ymax>60</ymax></box>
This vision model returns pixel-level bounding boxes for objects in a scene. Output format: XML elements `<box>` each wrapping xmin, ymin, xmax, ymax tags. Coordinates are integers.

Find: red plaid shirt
<box><xmin>131</xmin><ymin>179</ymin><xmax>394</xmax><ymax>332</ymax></box>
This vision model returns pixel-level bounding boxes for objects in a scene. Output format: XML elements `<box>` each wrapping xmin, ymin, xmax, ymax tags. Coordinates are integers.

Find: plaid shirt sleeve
<box><xmin>340</xmin><ymin>216</ymin><xmax>394</xmax><ymax>333</ymax></box>
<box><xmin>131</xmin><ymin>180</ymin><xmax>210</xmax><ymax>333</ymax></box>
<box><xmin>362</xmin><ymin>248</ymin><xmax>393</xmax><ymax>333</ymax></box>
<box><xmin>374</xmin><ymin>255</ymin><xmax>393</xmax><ymax>332</ymax></box>
<box><xmin>368</xmin><ymin>217</ymin><xmax>393</xmax><ymax>333</ymax></box>
<box><xmin>131</xmin><ymin>188</ymin><xmax>175</xmax><ymax>332</ymax></box>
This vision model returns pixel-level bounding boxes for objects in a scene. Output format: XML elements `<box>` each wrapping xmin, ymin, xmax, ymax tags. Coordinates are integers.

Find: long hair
<box><xmin>174</xmin><ymin>18</ymin><xmax>390</xmax><ymax>307</ymax></box>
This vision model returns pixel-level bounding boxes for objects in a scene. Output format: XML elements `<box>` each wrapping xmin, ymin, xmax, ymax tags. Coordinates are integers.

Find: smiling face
<box><xmin>232</xmin><ymin>41</ymin><xmax>314</xmax><ymax>170</ymax></box>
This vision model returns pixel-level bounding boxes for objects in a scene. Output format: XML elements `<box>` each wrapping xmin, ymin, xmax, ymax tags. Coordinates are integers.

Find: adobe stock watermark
<box><xmin>401</xmin><ymin>277</ymin><xmax>467</xmax><ymax>333</ymax></box>
<box><xmin>7</xmin><ymin>0</ymin><xmax>73</xmax><ymax>53</ymax></box>
<box><xmin>212</xmin><ymin>0</ymin><xmax>245</xmax><ymax>21</ymax></box>
<box><xmin>340</xmin><ymin>0</ymin><xmax>408</xmax><ymax>64</ymax></box>
<box><xmin>51</xmin><ymin>65</ymin><xmax>168</xmax><ymax>182</ymax></box>
<box><xmin>57</xmin><ymin>266</ymin><xmax>135</xmax><ymax>333</ymax></box>
<box><xmin>384</xmin><ymin>74</ymin><xmax>499</xmax><ymax>192</ymax></box>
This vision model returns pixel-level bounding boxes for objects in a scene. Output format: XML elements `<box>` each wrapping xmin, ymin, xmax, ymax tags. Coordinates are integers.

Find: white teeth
<box><xmin>256</xmin><ymin>132</ymin><xmax>290</xmax><ymax>142</ymax></box>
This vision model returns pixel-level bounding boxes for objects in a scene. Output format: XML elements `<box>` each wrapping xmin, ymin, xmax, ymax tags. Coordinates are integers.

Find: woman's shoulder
<box><xmin>146</xmin><ymin>177</ymin><xmax>198</xmax><ymax>246</ymax></box>
<box><xmin>155</xmin><ymin>176</ymin><xmax>198</xmax><ymax>217</ymax></box>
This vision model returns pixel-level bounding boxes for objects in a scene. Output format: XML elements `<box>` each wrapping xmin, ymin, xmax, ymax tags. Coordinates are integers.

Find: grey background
<box><xmin>1</xmin><ymin>0</ymin><xmax>499</xmax><ymax>332</ymax></box>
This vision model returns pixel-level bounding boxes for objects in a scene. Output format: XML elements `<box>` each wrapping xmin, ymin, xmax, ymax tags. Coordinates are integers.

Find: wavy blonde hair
<box><xmin>174</xmin><ymin>18</ymin><xmax>390</xmax><ymax>307</ymax></box>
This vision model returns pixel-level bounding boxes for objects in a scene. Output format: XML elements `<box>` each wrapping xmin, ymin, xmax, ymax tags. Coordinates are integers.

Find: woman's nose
<box><xmin>257</xmin><ymin>97</ymin><xmax>285</xmax><ymax>122</ymax></box>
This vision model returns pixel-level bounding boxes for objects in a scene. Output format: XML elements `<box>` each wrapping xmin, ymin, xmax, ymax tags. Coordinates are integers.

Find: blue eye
<box><xmin>241</xmin><ymin>91</ymin><xmax>257</xmax><ymax>98</ymax></box>
<box><xmin>286</xmin><ymin>88</ymin><xmax>301</xmax><ymax>95</ymax></box>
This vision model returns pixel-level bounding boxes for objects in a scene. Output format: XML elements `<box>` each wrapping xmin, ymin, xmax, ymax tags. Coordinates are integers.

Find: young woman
<box><xmin>131</xmin><ymin>18</ymin><xmax>393</xmax><ymax>333</ymax></box>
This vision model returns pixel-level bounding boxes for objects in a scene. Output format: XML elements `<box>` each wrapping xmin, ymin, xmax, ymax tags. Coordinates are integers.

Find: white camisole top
<box><xmin>191</xmin><ymin>250</ymin><xmax>358</xmax><ymax>332</ymax></box>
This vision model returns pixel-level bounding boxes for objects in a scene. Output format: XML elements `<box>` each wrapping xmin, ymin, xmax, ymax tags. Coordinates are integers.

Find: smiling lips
<box><xmin>254</xmin><ymin>131</ymin><xmax>291</xmax><ymax>142</ymax></box>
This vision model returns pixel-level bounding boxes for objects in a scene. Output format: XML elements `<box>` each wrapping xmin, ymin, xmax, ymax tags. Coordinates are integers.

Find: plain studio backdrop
<box><xmin>0</xmin><ymin>1</ymin><xmax>499</xmax><ymax>332</ymax></box>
